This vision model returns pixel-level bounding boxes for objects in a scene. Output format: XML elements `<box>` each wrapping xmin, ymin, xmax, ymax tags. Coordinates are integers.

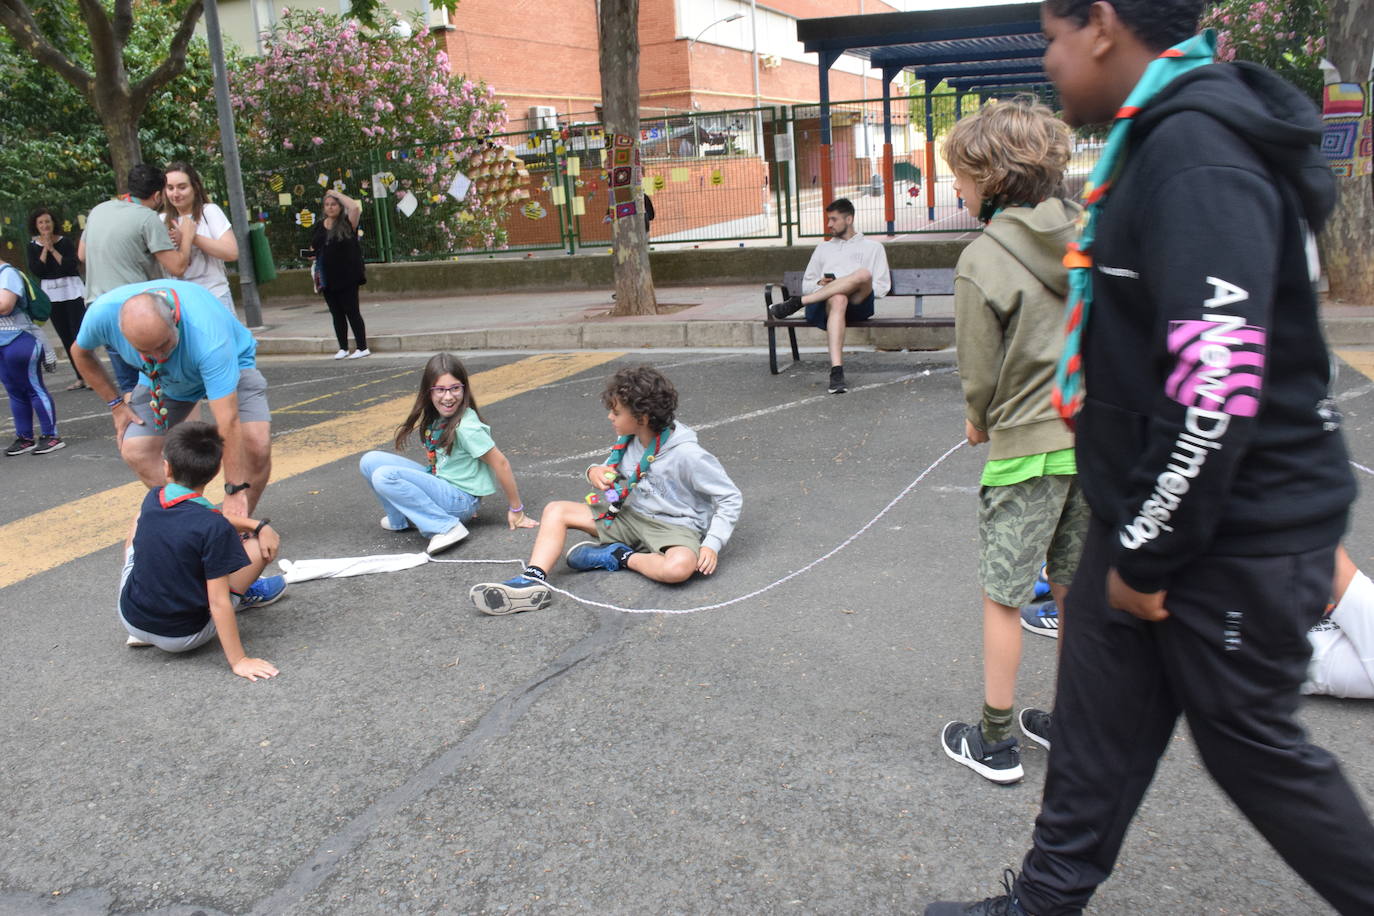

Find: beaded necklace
<box><xmin>138</xmin><ymin>287</ymin><xmax>183</xmax><ymax>432</ymax></box>
<box><xmin>422</xmin><ymin>419</ymin><xmax>453</xmax><ymax>474</ymax></box>
<box><xmin>587</xmin><ymin>425</ymin><xmax>672</xmax><ymax>525</ymax></box>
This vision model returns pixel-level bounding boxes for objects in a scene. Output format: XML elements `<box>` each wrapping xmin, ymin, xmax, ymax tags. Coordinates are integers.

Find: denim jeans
<box><xmin>359</xmin><ymin>451</ymin><xmax>480</xmax><ymax>536</ymax></box>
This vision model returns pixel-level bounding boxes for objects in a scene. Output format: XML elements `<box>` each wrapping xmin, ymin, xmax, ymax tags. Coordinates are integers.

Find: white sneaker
<box><xmin>125</xmin><ymin>634</ymin><xmax>152</xmax><ymax>648</ymax></box>
<box><xmin>426</xmin><ymin>520</ymin><xmax>469</xmax><ymax>555</ymax></box>
<box><xmin>332</xmin><ymin>349</ymin><xmax>348</xmax><ymax>360</ymax></box>
<box><xmin>380</xmin><ymin>516</ymin><xmax>411</xmax><ymax>531</ymax></box>
<box><xmin>347</xmin><ymin>348</ymin><xmax>371</xmax><ymax>359</ymax></box>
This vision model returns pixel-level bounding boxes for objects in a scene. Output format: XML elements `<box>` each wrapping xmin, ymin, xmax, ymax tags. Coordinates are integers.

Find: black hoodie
<box><xmin>1077</xmin><ymin>61</ymin><xmax>1354</xmax><ymax>593</ymax></box>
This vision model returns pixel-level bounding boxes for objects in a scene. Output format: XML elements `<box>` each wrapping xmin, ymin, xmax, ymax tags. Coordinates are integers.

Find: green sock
<box><xmin>981</xmin><ymin>704</ymin><xmax>1014</xmax><ymax>744</ymax></box>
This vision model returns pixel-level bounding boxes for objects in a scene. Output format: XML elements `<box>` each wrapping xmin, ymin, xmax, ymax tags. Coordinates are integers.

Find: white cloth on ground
<box><xmin>278</xmin><ymin>552</ymin><xmax>432</xmax><ymax>583</ymax></box>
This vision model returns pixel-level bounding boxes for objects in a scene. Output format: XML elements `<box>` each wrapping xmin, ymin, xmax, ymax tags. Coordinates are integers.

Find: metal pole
<box><xmin>203</xmin><ymin>0</ymin><xmax>263</xmax><ymax>328</ymax></box>
<box><xmin>750</xmin><ymin>0</ymin><xmax>762</xmax><ymax>155</ymax></box>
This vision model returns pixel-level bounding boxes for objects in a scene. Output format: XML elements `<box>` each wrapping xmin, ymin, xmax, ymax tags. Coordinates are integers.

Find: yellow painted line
<box><xmin>1337</xmin><ymin>350</ymin><xmax>1374</xmax><ymax>383</ymax></box>
<box><xmin>0</xmin><ymin>352</ymin><xmax>622</xmax><ymax>590</ymax></box>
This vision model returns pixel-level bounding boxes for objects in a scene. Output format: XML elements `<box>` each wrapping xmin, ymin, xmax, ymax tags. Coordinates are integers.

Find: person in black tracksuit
<box><xmin>925</xmin><ymin>2</ymin><xmax>1374</xmax><ymax>914</ymax></box>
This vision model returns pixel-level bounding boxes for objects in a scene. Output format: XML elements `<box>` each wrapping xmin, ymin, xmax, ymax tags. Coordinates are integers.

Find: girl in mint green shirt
<box><xmin>359</xmin><ymin>353</ymin><xmax>537</xmax><ymax>556</ymax></box>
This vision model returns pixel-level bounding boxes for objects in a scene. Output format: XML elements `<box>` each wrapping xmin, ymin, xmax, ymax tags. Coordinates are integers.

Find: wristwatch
<box><xmin>224</xmin><ymin>482</ymin><xmax>251</xmax><ymax>495</ymax></box>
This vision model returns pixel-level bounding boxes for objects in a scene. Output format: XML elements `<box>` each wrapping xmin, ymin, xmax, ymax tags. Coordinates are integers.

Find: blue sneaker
<box><xmin>235</xmin><ymin>575</ymin><xmax>287</xmax><ymax>611</ymax></box>
<box><xmin>565</xmin><ymin>540</ymin><xmax>631</xmax><ymax>572</ymax></box>
<box><xmin>1032</xmin><ymin>565</ymin><xmax>1052</xmax><ymax>601</ymax></box>
<box><xmin>1020</xmin><ymin>600</ymin><xmax>1059</xmax><ymax>639</ymax></box>
<box><xmin>469</xmin><ymin>576</ymin><xmax>552</xmax><ymax>616</ymax></box>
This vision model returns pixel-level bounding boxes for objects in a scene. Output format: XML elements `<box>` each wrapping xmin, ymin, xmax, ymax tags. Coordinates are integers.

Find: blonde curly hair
<box><xmin>943</xmin><ymin>96</ymin><xmax>1072</xmax><ymax>208</ymax></box>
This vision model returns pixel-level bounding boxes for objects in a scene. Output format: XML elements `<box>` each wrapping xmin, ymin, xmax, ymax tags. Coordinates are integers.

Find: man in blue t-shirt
<box><xmin>72</xmin><ymin>278</ymin><xmax>272</xmax><ymax>517</ymax></box>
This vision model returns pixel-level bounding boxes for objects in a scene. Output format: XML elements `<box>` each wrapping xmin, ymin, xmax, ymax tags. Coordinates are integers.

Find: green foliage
<box><xmin>1202</xmin><ymin>0</ymin><xmax>1328</xmax><ymax>100</ymax></box>
<box><xmin>0</xmin><ymin>0</ymin><xmax>219</xmax><ymax>239</ymax></box>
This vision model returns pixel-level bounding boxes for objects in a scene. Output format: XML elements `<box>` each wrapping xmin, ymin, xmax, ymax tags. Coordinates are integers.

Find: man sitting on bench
<box><xmin>767</xmin><ymin>198</ymin><xmax>891</xmax><ymax>394</ymax></box>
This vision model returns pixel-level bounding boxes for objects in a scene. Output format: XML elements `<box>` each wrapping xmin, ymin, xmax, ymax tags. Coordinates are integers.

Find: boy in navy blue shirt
<box><xmin>118</xmin><ymin>421</ymin><xmax>285</xmax><ymax>681</ymax></box>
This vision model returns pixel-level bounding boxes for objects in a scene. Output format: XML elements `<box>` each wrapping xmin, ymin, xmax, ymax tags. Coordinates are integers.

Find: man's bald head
<box><xmin>120</xmin><ymin>292</ymin><xmax>179</xmax><ymax>359</ymax></box>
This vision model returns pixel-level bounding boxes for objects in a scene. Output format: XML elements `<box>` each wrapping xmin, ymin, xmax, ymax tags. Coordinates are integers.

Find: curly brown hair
<box><xmin>601</xmin><ymin>365</ymin><xmax>677</xmax><ymax>433</ymax></box>
<box><xmin>943</xmin><ymin>96</ymin><xmax>1072</xmax><ymax>211</ymax></box>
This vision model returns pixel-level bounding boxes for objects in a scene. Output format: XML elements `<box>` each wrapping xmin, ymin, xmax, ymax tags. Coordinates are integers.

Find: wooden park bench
<box><xmin>762</xmin><ymin>268</ymin><xmax>956</xmax><ymax>374</ymax></box>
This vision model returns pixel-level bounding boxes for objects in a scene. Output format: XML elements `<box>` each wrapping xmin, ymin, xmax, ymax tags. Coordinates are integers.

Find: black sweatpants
<box><xmin>1016</xmin><ymin>515</ymin><xmax>1374</xmax><ymax>915</ymax></box>
<box><xmin>323</xmin><ymin>285</ymin><xmax>366</xmax><ymax>351</ymax></box>
<box><xmin>46</xmin><ymin>296</ymin><xmax>86</xmax><ymax>380</ymax></box>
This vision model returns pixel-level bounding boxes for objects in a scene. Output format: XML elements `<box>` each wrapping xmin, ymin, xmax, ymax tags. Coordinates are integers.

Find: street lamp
<box><xmin>688</xmin><ymin>13</ymin><xmax>744</xmax><ymax>154</ymax></box>
<box><xmin>688</xmin><ymin>12</ymin><xmax>743</xmax><ymax>49</ymax></box>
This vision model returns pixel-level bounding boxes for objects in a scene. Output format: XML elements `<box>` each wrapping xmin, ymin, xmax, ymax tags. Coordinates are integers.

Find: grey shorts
<box><xmin>978</xmin><ymin>474</ymin><xmax>1090</xmax><ymax>607</ymax></box>
<box><xmin>123</xmin><ymin>368</ymin><xmax>271</xmax><ymax>440</ymax></box>
<box><xmin>594</xmin><ymin>507</ymin><xmax>702</xmax><ymax>555</ymax></box>
<box><xmin>116</xmin><ymin>545</ymin><xmax>218</xmax><ymax>653</ymax></box>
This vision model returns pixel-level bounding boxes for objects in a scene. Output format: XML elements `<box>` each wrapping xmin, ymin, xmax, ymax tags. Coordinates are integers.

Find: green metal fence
<box><xmin>0</xmin><ymin>93</ymin><xmax>1099</xmax><ymax>272</ymax></box>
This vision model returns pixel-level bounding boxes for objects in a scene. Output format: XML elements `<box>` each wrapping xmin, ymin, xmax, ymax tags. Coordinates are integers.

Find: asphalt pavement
<box><xmin>3</xmin><ymin>349</ymin><xmax>1374</xmax><ymax>914</ymax></box>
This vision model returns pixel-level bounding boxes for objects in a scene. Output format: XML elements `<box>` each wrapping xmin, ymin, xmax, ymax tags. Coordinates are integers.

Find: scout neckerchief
<box><xmin>590</xmin><ymin>424</ymin><xmax>672</xmax><ymax>525</ymax></box>
<box><xmin>159</xmin><ymin>482</ymin><xmax>218</xmax><ymax>511</ymax></box>
<box><xmin>137</xmin><ymin>287</ymin><xmax>183</xmax><ymax>432</ymax></box>
<box><xmin>1051</xmin><ymin>31</ymin><xmax>1216</xmax><ymax>428</ymax></box>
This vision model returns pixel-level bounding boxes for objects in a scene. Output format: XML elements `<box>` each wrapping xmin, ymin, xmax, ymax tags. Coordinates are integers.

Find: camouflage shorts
<box><xmin>978</xmin><ymin>474</ymin><xmax>1090</xmax><ymax>607</ymax></box>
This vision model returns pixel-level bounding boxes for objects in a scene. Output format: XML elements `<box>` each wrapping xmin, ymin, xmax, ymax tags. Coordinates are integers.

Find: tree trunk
<box><xmin>1322</xmin><ymin>0</ymin><xmax>1374</xmax><ymax>303</ymax></box>
<box><xmin>94</xmin><ymin>89</ymin><xmax>144</xmax><ymax>194</ymax></box>
<box><xmin>597</xmin><ymin>0</ymin><xmax>657</xmax><ymax>316</ymax></box>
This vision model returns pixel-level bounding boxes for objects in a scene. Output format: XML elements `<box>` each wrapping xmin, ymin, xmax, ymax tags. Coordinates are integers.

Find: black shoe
<box><xmin>940</xmin><ymin>721</ymin><xmax>1023</xmax><ymax>784</ymax></box>
<box><xmin>768</xmin><ymin>295</ymin><xmax>803</xmax><ymax>319</ymax></box>
<box><xmin>33</xmin><ymin>436</ymin><xmax>66</xmax><ymax>455</ymax></box>
<box><xmin>1019</xmin><ymin>707</ymin><xmax>1051</xmax><ymax>751</ymax></box>
<box><xmin>828</xmin><ymin>366</ymin><xmax>848</xmax><ymax>394</ymax></box>
<box><xmin>5</xmin><ymin>437</ymin><xmax>36</xmax><ymax>456</ymax></box>
<box><xmin>925</xmin><ymin>870</ymin><xmax>1029</xmax><ymax>915</ymax></box>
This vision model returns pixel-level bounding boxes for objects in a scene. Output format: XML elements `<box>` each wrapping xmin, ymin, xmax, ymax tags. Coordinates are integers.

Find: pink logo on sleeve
<box><xmin>1165</xmin><ymin>318</ymin><xmax>1266</xmax><ymax>418</ymax></box>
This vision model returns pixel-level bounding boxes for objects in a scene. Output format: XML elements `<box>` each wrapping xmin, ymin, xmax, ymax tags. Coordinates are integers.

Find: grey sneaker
<box><xmin>469</xmin><ymin>576</ymin><xmax>552</xmax><ymax>616</ymax></box>
<box><xmin>940</xmin><ymin>721</ymin><xmax>1024</xmax><ymax>784</ymax></box>
<box><xmin>1020</xmin><ymin>600</ymin><xmax>1059</xmax><ymax>638</ymax></box>
<box><xmin>768</xmin><ymin>295</ymin><xmax>803</xmax><ymax>319</ymax></box>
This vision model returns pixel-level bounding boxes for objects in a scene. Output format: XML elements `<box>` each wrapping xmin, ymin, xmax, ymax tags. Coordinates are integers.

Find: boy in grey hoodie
<box><xmin>938</xmin><ymin>97</ymin><xmax>1089</xmax><ymax>784</ymax></box>
<box><xmin>470</xmin><ymin>366</ymin><xmax>742</xmax><ymax>615</ymax></box>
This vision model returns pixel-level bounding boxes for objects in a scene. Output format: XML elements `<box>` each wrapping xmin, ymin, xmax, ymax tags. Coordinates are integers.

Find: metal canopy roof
<box><xmin>796</xmin><ymin>3</ymin><xmax>1047</xmax><ymax>86</ymax></box>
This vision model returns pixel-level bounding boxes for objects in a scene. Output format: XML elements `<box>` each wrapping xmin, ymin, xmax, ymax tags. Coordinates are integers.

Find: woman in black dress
<box><xmin>311</xmin><ymin>190</ymin><xmax>369</xmax><ymax>359</ymax></box>
<box><xmin>27</xmin><ymin>207</ymin><xmax>88</xmax><ymax>389</ymax></box>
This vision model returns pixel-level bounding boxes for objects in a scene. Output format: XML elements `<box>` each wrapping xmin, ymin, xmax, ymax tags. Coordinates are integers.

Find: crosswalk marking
<box><xmin>0</xmin><ymin>352</ymin><xmax>621</xmax><ymax>590</ymax></box>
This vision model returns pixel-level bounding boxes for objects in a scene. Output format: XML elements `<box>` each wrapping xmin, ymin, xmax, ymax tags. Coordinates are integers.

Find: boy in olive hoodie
<box><xmin>938</xmin><ymin>97</ymin><xmax>1089</xmax><ymax>785</ymax></box>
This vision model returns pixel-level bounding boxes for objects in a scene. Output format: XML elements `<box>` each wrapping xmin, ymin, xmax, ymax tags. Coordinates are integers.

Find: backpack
<box><xmin>1</xmin><ymin>264</ymin><xmax>52</xmax><ymax>323</ymax></box>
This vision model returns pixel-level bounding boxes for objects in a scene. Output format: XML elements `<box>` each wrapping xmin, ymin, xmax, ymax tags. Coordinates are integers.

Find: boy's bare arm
<box><xmin>207</xmin><ymin>575</ymin><xmax>278</xmax><ymax>681</ymax></box>
<box><xmin>221</xmin><ymin>514</ymin><xmax>280</xmax><ymax>562</ymax></box>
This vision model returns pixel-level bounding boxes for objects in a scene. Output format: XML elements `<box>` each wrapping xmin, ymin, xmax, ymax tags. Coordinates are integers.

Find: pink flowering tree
<box><xmin>230</xmin><ymin>7</ymin><xmax>509</xmax><ymax>259</ymax></box>
<box><xmin>1202</xmin><ymin>0</ymin><xmax>1327</xmax><ymax>99</ymax></box>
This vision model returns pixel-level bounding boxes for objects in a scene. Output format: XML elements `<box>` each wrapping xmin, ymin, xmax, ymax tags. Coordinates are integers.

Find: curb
<box><xmin>254</xmin><ymin>319</ymin><xmax>961</xmax><ymax>355</ymax></box>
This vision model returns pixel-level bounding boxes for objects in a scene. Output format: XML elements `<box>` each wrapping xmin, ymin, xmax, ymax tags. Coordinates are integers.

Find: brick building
<box><xmin>215</xmin><ymin>0</ymin><xmax>906</xmax><ymax>131</ymax></box>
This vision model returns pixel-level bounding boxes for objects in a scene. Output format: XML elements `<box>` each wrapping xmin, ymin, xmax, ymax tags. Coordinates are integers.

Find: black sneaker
<box><xmin>5</xmin><ymin>437</ymin><xmax>36</xmax><ymax>456</ymax></box>
<box><xmin>828</xmin><ymin>366</ymin><xmax>848</xmax><ymax>394</ymax></box>
<box><xmin>925</xmin><ymin>870</ymin><xmax>1029</xmax><ymax>915</ymax></box>
<box><xmin>1019</xmin><ymin>707</ymin><xmax>1052</xmax><ymax>751</ymax></box>
<box><xmin>940</xmin><ymin>721</ymin><xmax>1024</xmax><ymax>784</ymax></box>
<box><xmin>33</xmin><ymin>436</ymin><xmax>66</xmax><ymax>455</ymax></box>
<box><xmin>768</xmin><ymin>295</ymin><xmax>804</xmax><ymax>319</ymax></box>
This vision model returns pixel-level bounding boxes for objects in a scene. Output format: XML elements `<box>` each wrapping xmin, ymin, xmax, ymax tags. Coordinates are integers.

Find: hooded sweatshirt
<box><xmin>955</xmin><ymin>198</ymin><xmax>1083</xmax><ymax>461</ymax></box>
<box><xmin>1078</xmin><ymin>61</ymin><xmax>1352</xmax><ymax>593</ymax></box>
<box><xmin>609</xmin><ymin>422</ymin><xmax>742</xmax><ymax>553</ymax></box>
